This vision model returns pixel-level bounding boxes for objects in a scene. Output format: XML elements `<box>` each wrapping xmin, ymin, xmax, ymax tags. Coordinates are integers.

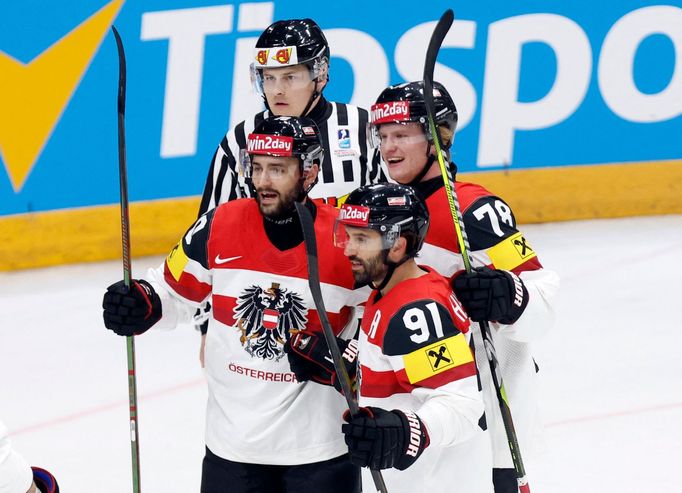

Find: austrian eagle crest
<box><xmin>233</xmin><ymin>282</ymin><xmax>308</xmax><ymax>360</ymax></box>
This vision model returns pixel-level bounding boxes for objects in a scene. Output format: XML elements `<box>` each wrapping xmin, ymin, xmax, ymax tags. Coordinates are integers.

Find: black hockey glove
<box><xmin>452</xmin><ymin>266</ymin><xmax>529</xmax><ymax>325</ymax></box>
<box><xmin>284</xmin><ymin>332</ymin><xmax>358</xmax><ymax>394</ymax></box>
<box><xmin>31</xmin><ymin>466</ymin><xmax>59</xmax><ymax>493</ymax></box>
<box><xmin>342</xmin><ymin>407</ymin><xmax>429</xmax><ymax>471</ymax></box>
<box><xmin>102</xmin><ymin>279</ymin><xmax>162</xmax><ymax>336</ymax></box>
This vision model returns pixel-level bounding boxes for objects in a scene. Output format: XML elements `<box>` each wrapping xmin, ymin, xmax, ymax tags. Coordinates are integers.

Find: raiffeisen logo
<box><xmin>0</xmin><ymin>0</ymin><xmax>124</xmax><ymax>192</ymax></box>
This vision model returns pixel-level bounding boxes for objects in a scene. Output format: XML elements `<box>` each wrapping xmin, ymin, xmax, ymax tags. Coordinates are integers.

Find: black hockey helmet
<box><xmin>369</xmin><ymin>81</ymin><xmax>458</xmax><ymax>149</ymax></box>
<box><xmin>335</xmin><ymin>183</ymin><xmax>430</xmax><ymax>258</ymax></box>
<box><xmin>240</xmin><ymin>116</ymin><xmax>324</xmax><ymax>181</ymax></box>
<box><xmin>250</xmin><ymin>19</ymin><xmax>329</xmax><ymax>97</ymax></box>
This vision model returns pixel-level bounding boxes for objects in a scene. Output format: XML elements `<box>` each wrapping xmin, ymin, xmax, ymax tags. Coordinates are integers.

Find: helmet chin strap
<box><xmin>407</xmin><ymin>152</ymin><xmax>436</xmax><ymax>187</ymax></box>
<box><xmin>299</xmin><ymin>77</ymin><xmax>325</xmax><ymax>117</ymax></box>
<box><xmin>370</xmin><ymin>250</ymin><xmax>411</xmax><ymax>291</ymax></box>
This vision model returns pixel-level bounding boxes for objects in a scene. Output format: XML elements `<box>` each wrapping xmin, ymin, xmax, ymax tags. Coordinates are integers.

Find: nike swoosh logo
<box><xmin>214</xmin><ymin>255</ymin><xmax>242</xmax><ymax>265</ymax></box>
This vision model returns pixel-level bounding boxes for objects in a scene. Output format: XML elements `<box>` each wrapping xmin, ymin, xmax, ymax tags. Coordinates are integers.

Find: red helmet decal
<box><xmin>247</xmin><ymin>134</ymin><xmax>294</xmax><ymax>156</ymax></box>
<box><xmin>255</xmin><ymin>49</ymin><xmax>269</xmax><ymax>66</ymax></box>
<box><xmin>273</xmin><ymin>47</ymin><xmax>292</xmax><ymax>65</ymax></box>
<box><xmin>339</xmin><ymin>204</ymin><xmax>370</xmax><ymax>226</ymax></box>
<box><xmin>370</xmin><ymin>101</ymin><xmax>410</xmax><ymax>124</ymax></box>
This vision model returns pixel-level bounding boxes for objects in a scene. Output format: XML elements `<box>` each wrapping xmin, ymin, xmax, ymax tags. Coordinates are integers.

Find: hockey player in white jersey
<box><xmin>368</xmin><ymin>81</ymin><xmax>560</xmax><ymax>492</ymax></box>
<box><xmin>102</xmin><ymin>117</ymin><xmax>367</xmax><ymax>492</ymax></box>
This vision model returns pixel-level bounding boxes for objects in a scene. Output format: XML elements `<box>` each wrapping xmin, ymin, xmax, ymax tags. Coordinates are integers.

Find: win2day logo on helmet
<box><xmin>247</xmin><ymin>134</ymin><xmax>294</xmax><ymax>156</ymax></box>
<box><xmin>370</xmin><ymin>101</ymin><xmax>410</xmax><ymax>124</ymax></box>
<box><xmin>339</xmin><ymin>204</ymin><xmax>370</xmax><ymax>226</ymax></box>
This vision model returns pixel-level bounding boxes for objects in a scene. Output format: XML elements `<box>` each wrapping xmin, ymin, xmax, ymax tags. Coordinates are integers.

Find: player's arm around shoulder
<box><xmin>382</xmin><ymin>295</ymin><xmax>485</xmax><ymax>448</ymax></box>
<box><xmin>455</xmin><ymin>193</ymin><xmax>560</xmax><ymax>342</ymax></box>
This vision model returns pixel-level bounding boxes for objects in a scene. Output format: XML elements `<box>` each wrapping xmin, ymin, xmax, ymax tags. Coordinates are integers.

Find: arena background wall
<box><xmin>1</xmin><ymin>0</ymin><xmax>681</xmax><ymax>270</ymax></box>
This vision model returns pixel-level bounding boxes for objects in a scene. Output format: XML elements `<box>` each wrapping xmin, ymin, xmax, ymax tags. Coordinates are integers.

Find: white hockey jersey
<box><xmin>414</xmin><ymin>177</ymin><xmax>560</xmax><ymax>468</ymax></box>
<box><xmin>148</xmin><ymin>199</ymin><xmax>368</xmax><ymax>465</ymax></box>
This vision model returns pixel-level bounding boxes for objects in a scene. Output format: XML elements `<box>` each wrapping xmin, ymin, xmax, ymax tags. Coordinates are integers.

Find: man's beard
<box><xmin>349</xmin><ymin>252</ymin><xmax>387</xmax><ymax>286</ymax></box>
<box><xmin>255</xmin><ymin>181</ymin><xmax>303</xmax><ymax>220</ymax></box>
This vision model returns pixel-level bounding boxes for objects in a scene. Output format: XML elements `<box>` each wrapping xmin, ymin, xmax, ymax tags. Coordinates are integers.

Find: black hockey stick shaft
<box><xmin>111</xmin><ymin>25</ymin><xmax>142</xmax><ymax>493</ymax></box>
<box><xmin>295</xmin><ymin>202</ymin><xmax>388</xmax><ymax>493</ymax></box>
<box><xmin>422</xmin><ymin>10</ymin><xmax>530</xmax><ymax>493</ymax></box>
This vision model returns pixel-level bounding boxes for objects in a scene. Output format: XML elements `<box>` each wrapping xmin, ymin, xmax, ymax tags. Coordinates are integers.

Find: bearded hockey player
<box><xmin>368</xmin><ymin>81</ymin><xmax>560</xmax><ymax>492</ymax></box>
<box><xmin>102</xmin><ymin>117</ymin><xmax>368</xmax><ymax>493</ymax></box>
<box><xmin>334</xmin><ymin>183</ymin><xmax>492</xmax><ymax>492</ymax></box>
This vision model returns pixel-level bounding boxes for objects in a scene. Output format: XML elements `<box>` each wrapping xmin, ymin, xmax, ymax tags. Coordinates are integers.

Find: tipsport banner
<box><xmin>1</xmin><ymin>0</ymin><xmax>681</xmax><ymax>216</ymax></box>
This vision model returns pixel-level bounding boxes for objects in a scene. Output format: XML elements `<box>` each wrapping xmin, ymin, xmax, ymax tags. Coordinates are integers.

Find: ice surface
<box><xmin>2</xmin><ymin>215</ymin><xmax>681</xmax><ymax>492</ymax></box>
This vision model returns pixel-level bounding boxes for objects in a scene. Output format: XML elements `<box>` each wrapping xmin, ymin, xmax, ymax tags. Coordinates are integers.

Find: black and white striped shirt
<box><xmin>198</xmin><ymin>97</ymin><xmax>386</xmax><ymax>215</ymax></box>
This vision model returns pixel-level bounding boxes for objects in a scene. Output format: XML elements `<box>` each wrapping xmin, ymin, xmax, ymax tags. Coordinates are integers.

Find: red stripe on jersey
<box><xmin>360</xmin><ymin>360</ymin><xmax>478</xmax><ymax>398</ymax></box>
<box><xmin>510</xmin><ymin>255</ymin><xmax>543</xmax><ymax>274</ymax></box>
<box><xmin>163</xmin><ymin>264</ymin><xmax>210</xmax><ymax>303</ymax></box>
<box><xmin>405</xmin><ymin>361</ymin><xmax>478</xmax><ymax>389</ymax></box>
<box><xmin>213</xmin><ymin>294</ymin><xmax>237</xmax><ymax>326</ymax></box>
<box><xmin>360</xmin><ymin>365</ymin><xmax>412</xmax><ymax>398</ymax></box>
<box><xmin>212</xmin><ymin>294</ymin><xmax>351</xmax><ymax>335</ymax></box>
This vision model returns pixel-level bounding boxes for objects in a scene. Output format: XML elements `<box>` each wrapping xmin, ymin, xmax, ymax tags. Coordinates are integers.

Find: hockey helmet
<box><xmin>368</xmin><ymin>81</ymin><xmax>458</xmax><ymax>148</ymax></box>
<box><xmin>334</xmin><ymin>183</ymin><xmax>430</xmax><ymax>258</ymax></box>
<box><xmin>240</xmin><ymin>116</ymin><xmax>324</xmax><ymax>181</ymax></box>
<box><xmin>250</xmin><ymin>19</ymin><xmax>329</xmax><ymax>96</ymax></box>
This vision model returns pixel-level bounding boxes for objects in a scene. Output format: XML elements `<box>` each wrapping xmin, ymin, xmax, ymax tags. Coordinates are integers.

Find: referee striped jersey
<box><xmin>198</xmin><ymin>97</ymin><xmax>386</xmax><ymax>215</ymax></box>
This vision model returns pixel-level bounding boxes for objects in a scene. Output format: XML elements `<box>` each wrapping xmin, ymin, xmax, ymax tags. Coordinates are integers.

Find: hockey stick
<box><xmin>294</xmin><ymin>202</ymin><xmax>388</xmax><ymax>493</ymax></box>
<box><xmin>422</xmin><ymin>10</ymin><xmax>531</xmax><ymax>493</ymax></box>
<box><xmin>111</xmin><ymin>25</ymin><xmax>142</xmax><ymax>493</ymax></box>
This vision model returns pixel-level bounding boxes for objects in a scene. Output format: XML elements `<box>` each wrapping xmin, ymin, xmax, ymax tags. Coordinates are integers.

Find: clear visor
<box><xmin>333</xmin><ymin>221</ymin><xmax>400</xmax><ymax>251</ymax></box>
<box><xmin>238</xmin><ymin>150</ymin><xmax>303</xmax><ymax>183</ymax></box>
<box><xmin>367</xmin><ymin>121</ymin><xmax>430</xmax><ymax>148</ymax></box>
<box><xmin>250</xmin><ymin>58</ymin><xmax>328</xmax><ymax>97</ymax></box>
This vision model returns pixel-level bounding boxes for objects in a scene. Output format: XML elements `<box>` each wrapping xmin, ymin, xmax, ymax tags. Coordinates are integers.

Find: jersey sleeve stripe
<box><xmin>163</xmin><ymin>264</ymin><xmax>211</xmax><ymax>303</ymax></box>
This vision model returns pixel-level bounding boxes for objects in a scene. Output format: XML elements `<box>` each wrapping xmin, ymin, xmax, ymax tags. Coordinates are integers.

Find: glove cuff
<box><xmin>498</xmin><ymin>271</ymin><xmax>529</xmax><ymax>325</ymax></box>
<box><xmin>394</xmin><ymin>410</ymin><xmax>429</xmax><ymax>470</ymax></box>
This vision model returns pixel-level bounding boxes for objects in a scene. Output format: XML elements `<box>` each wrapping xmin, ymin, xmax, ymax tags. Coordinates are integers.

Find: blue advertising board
<box><xmin>1</xmin><ymin>0</ymin><xmax>681</xmax><ymax>216</ymax></box>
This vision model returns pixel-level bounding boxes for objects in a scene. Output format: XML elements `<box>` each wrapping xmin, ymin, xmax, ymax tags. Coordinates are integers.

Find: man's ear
<box><xmin>303</xmin><ymin>163</ymin><xmax>320</xmax><ymax>190</ymax></box>
<box><xmin>387</xmin><ymin>236</ymin><xmax>408</xmax><ymax>262</ymax></box>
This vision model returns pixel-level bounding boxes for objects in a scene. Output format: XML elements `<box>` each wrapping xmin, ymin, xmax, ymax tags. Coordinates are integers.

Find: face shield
<box><xmin>367</xmin><ymin>121</ymin><xmax>430</xmax><ymax>149</ymax></box>
<box><xmin>238</xmin><ymin>149</ymin><xmax>304</xmax><ymax>184</ymax></box>
<box><xmin>250</xmin><ymin>56</ymin><xmax>328</xmax><ymax>97</ymax></box>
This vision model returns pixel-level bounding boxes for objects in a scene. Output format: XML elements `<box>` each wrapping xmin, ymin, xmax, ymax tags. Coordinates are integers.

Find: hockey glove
<box><xmin>31</xmin><ymin>466</ymin><xmax>59</xmax><ymax>493</ymax></box>
<box><xmin>452</xmin><ymin>267</ymin><xmax>529</xmax><ymax>325</ymax></box>
<box><xmin>102</xmin><ymin>279</ymin><xmax>162</xmax><ymax>336</ymax></box>
<box><xmin>342</xmin><ymin>407</ymin><xmax>429</xmax><ymax>471</ymax></box>
<box><xmin>284</xmin><ymin>332</ymin><xmax>358</xmax><ymax>394</ymax></box>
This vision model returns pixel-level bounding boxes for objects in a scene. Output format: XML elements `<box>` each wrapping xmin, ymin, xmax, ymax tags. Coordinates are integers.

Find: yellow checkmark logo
<box><xmin>0</xmin><ymin>0</ymin><xmax>124</xmax><ymax>192</ymax></box>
